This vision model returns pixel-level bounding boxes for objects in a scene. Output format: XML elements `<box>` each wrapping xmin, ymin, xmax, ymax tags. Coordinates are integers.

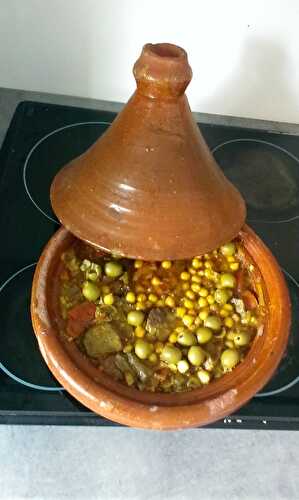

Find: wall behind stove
<box><xmin>0</xmin><ymin>0</ymin><xmax>298</xmax><ymax>123</ymax></box>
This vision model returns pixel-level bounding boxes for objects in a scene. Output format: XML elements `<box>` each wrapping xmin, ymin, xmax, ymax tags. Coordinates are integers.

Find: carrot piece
<box><xmin>67</xmin><ymin>302</ymin><xmax>96</xmax><ymax>338</ymax></box>
<box><xmin>242</xmin><ymin>290</ymin><xmax>258</xmax><ymax>310</ymax></box>
<box><xmin>236</xmin><ymin>269</ymin><xmax>246</xmax><ymax>295</ymax></box>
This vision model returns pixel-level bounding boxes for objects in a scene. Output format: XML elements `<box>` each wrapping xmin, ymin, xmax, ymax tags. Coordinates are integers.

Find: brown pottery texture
<box><xmin>31</xmin><ymin>225</ymin><xmax>290</xmax><ymax>429</ymax></box>
<box><xmin>31</xmin><ymin>43</ymin><xmax>291</xmax><ymax>429</ymax></box>
<box><xmin>51</xmin><ymin>43</ymin><xmax>246</xmax><ymax>261</ymax></box>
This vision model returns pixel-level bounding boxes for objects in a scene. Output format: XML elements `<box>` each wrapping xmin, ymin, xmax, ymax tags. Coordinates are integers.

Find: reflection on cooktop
<box><xmin>23</xmin><ymin>121</ymin><xmax>111</xmax><ymax>223</ymax></box>
<box><xmin>213</xmin><ymin>139</ymin><xmax>299</xmax><ymax>223</ymax></box>
<box><xmin>0</xmin><ymin>264</ymin><xmax>62</xmax><ymax>391</ymax></box>
<box><xmin>257</xmin><ymin>270</ymin><xmax>299</xmax><ymax>397</ymax></box>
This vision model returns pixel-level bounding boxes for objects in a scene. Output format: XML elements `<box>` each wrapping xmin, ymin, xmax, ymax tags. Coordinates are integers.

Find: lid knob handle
<box><xmin>133</xmin><ymin>43</ymin><xmax>192</xmax><ymax>99</ymax></box>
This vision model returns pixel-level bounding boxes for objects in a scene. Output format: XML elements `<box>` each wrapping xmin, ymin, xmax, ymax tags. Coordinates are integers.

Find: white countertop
<box><xmin>1</xmin><ymin>426</ymin><xmax>299</xmax><ymax>500</ymax></box>
<box><xmin>1</xmin><ymin>87</ymin><xmax>299</xmax><ymax>500</ymax></box>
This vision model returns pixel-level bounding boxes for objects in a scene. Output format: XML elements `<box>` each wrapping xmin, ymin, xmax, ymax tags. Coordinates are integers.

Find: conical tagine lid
<box><xmin>51</xmin><ymin>43</ymin><xmax>246</xmax><ymax>260</ymax></box>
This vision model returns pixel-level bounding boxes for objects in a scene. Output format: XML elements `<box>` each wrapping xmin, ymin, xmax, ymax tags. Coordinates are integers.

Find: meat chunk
<box><xmin>114</xmin><ymin>353</ymin><xmax>134</xmax><ymax>375</ymax></box>
<box><xmin>101</xmin><ymin>355</ymin><xmax>123</xmax><ymax>380</ymax></box>
<box><xmin>83</xmin><ymin>323</ymin><xmax>122</xmax><ymax>357</ymax></box>
<box><xmin>127</xmin><ymin>353</ymin><xmax>153</xmax><ymax>382</ymax></box>
<box><xmin>145</xmin><ymin>308</ymin><xmax>176</xmax><ymax>341</ymax></box>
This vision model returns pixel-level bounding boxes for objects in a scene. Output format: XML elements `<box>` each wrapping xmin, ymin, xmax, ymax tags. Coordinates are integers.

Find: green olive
<box><xmin>204</xmin><ymin>315</ymin><xmax>222</xmax><ymax>331</ymax></box>
<box><xmin>188</xmin><ymin>346</ymin><xmax>205</xmax><ymax>366</ymax></box>
<box><xmin>127</xmin><ymin>310</ymin><xmax>145</xmax><ymax>327</ymax></box>
<box><xmin>234</xmin><ymin>331</ymin><xmax>251</xmax><ymax>346</ymax></box>
<box><xmin>177</xmin><ymin>330</ymin><xmax>197</xmax><ymax>346</ymax></box>
<box><xmin>220</xmin><ymin>273</ymin><xmax>236</xmax><ymax>288</ymax></box>
<box><xmin>135</xmin><ymin>339</ymin><xmax>153</xmax><ymax>360</ymax></box>
<box><xmin>105</xmin><ymin>261</ymin><xmax>123</xmax><ymax>278</ymax></box>
<box><xmin>196</xmin><ymin>327</ymin><xmax>213</xmax><ymax>344</ymax></box>
<box><xmin>82</xmin><ymin>281</ymin><xmax>101</xmax><ymax>301</ymax></box>
<box><xmin>160</xmin><ymin>345</ymin><xmax>182</xmax><ymax>364</ymax></box>
<box><xmin>221</xmin><ymin>349</ymin><xmax>240</xmax><ymax>370</ymax></box>
<box><xmin>214</xmin><ymin>288</ymin><xmax>230</xmax><ymax>305</ymax></box>
<box><xmin>220</xmin><ymin>242</ymin><xmax>236</xmax><ymax>257</ymax></box>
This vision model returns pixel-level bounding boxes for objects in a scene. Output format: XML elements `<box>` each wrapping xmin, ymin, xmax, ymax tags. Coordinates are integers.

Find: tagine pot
<box><xmin>31</xmin><ymin>43</ymin><xmax>291</xmax><ymax>429</ymax></box>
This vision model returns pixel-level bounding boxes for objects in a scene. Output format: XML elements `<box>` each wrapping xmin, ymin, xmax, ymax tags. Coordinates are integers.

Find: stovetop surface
<box><xmin>1</xmin><ymin>101</ymin><xmax>299</xmax><ymax>429</ymax></box>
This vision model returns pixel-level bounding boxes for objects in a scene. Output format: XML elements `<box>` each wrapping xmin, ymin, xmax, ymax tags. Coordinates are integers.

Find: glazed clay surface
<box><xmin>51</xmin><ymin>43</ymin><xmax>246</xmax><ymax>261</ymax></box>
<box><xmin>33</xmin><ymin>43</ymin><xmax>290</xmax><ymax>429</ymax></box>
<box><xmin>31</xmin><ymin>226</ymin><xmax>290</xmax><ymax>429</ymax></box>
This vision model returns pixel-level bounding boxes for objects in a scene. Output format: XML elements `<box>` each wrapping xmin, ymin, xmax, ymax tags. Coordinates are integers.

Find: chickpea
<box><xmin>126</xmin><ymin>292</ymin><xmax>136</xmax><ymax>304</ymax></box>
<box><xmin>180</xmin><ymin>272</ymin><xmax>190</xmax><ymax>281</ymax></box>
<box><xmin>214</xmin><ymin>288</ymin><xmax>230</xmax><ymax>305</ymax></box>
<box><xmin>165</xmin><ymin>296</ymin><xmax>175</xmax><ymax>308</ymax></box>
<box><xmin>127</xmin><ymin>310</ymin><xmax>145</xmax><ymax>326</ymax></box>
<box><xmin>177</xmin><ymin>360</ymin><xmax>190</xmax><ymax>374</ymax></box>
<box><xmin>103</xmin><ymin>293</ymin><xmax>114</xmax><ymax>305</ymax></box>
<box><xmin>197</xmin><ymin>369</ymin><xmax>211</xmax><ymax>384</ymax></box>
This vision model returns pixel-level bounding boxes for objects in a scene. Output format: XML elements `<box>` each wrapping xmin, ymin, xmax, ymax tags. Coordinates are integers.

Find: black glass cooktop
<box><xmin>1</xmin><ymin>101</ymin><xmax>299</xmax><ymax>429</ymax></box>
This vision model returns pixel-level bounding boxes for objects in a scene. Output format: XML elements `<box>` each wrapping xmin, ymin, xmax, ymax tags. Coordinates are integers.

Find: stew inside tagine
<box><xmin>58</xmin><ymin>239</ymin><xmax>265</xmax><ymax>393</ymax></box>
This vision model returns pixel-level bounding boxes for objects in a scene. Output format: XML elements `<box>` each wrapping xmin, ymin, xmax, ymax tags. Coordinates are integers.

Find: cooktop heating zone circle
<box><xmin>213</xmin><ymin>139</ymin><xmax>299</xmax><ymax>223</ymax></box>
<box><xmin>0</xmin><ymin>263</ymin><xmax>63</xmax><ymax>391</ymax></box>
<box><xmin>23</xmin><ymin>121</ymin><xmax>111</xmax><ymax>223</ymax></box>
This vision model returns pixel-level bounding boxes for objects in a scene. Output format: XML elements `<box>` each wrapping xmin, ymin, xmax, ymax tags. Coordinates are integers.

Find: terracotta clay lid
<box><xmin>51</xmin><ymin>43</ymin><xmax>246</xmax><ymax>260</ymax></box>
